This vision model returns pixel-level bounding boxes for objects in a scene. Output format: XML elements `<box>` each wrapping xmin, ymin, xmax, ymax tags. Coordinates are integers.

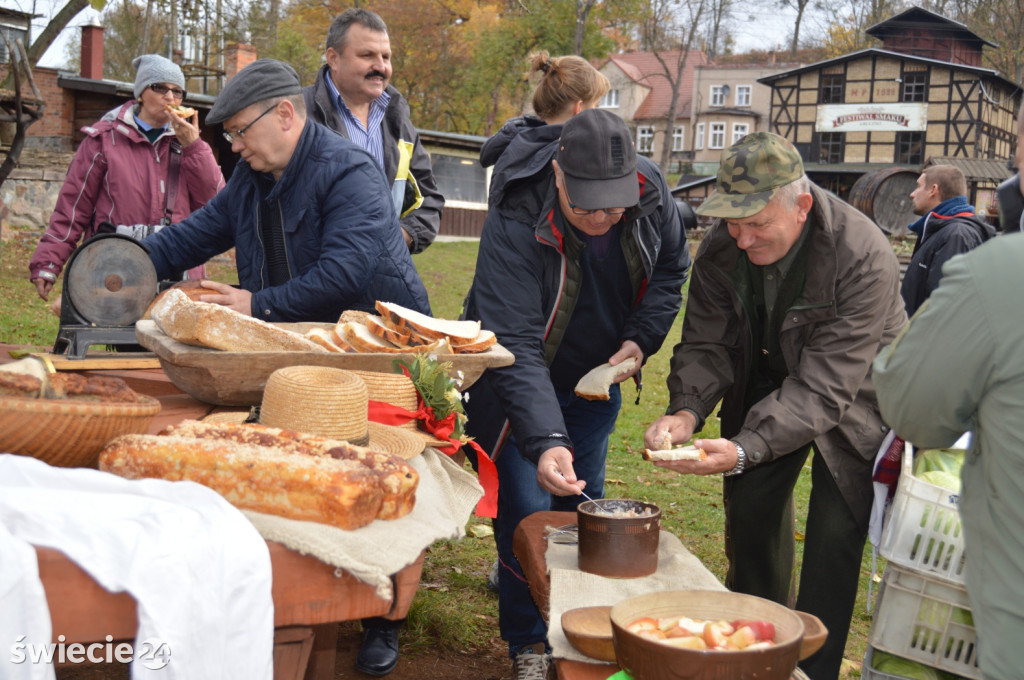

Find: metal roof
<box><xmin>924</xmin><ymin>156</ymin><xmax>1014</xmax><ymax>182</ymax></box>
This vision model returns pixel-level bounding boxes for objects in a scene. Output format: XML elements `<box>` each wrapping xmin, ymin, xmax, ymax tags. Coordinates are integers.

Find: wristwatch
<box><xmin>724</xmin><ymin>442</ymin><xmax>746</xmax><ymax>477</ymax></box>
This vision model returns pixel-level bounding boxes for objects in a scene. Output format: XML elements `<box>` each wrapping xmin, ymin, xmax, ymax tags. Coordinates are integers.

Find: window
<box><xmin>819</xmin><ymin>132</ymin><xmax>844</xmax><ymax>163</ymax></box>
<box><xmin>672</xmin><ymin>126</ymin><xmax>685</xmax><ymax>152</ymax></box>
<box><xmin>429</xmin><ymin>154</ymin><xmax>487</xmax><ymax>204</ymax></box>
<box><xmin>819</xmin><ymin>74</ymin><xmax>845</xmax><ymax>104</ymax></box>
<box><xmin>736</xmin><ymin>85</ymin><xmax>752</xmax><ymax>107</ymax></box>
<box><xmin>0</xmin><ymin>25</ymin><xmax>28</xmax><ymax>63</ymax></box>
<box><xmin>732</xmin><ymin>123</ymin><xmax>749</xmax><ymax>144</ymax></box>
<box><xmin>599</xmin><ymin>89</ymin><xmax>620</xmax><ymax>108</ymax></box>
<box><xmin>695</xmin><ymin>123</ymin><xmax>705</xmax><ymax>150</ymax></box>
<box><xmin>896</xmin><ymin>131</ymin><xmax>924</xmax><ymax>165</ymax></box>
<box><xmin>710</xmin><ymin>85</ymin><xmax>727</xmax><ymax>107</ymax></box>
<box><xmin>901</xmin><ymin>72</ymin><xmax>928</xmax><ymax>102</ymax></box>
<box><xmin>710</xmin><ymin>122</ymin><xmax>726</xmax><ymax>149</ymax></box>
<box><xmin>637</xmin><ymin>125</ymin><xmax>654</xmax><ymax>153</ymax></box>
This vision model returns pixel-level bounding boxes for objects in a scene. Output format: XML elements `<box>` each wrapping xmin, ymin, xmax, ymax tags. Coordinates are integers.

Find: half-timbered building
<box><xmin>757</xmin><ymin>6</ymin><xmax>1019</xmax><ymax>232</ymax></box>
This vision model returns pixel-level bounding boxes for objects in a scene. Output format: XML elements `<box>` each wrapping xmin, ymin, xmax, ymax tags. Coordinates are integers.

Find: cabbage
<box><xmin>914</xmin><ymin>449</ymin><xmax>966</xmax><ymax>477</ymax></box>
<box><xmin>918</xmin><ymin>471</ymin><xmax>962</xmax><ymax>493</ymax></box>
<box><xmin>872</xmin><ymin>649</ymin><xmax>948</xmax><ymax>679</ymax></box>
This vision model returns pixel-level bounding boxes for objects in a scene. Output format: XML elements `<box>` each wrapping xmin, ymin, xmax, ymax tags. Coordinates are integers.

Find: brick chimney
<box><xmin>80</xmin><ymin>20</ymin><xmax>104</xmax><ymax>80</ymax></box>
<box><xmin>223</xmin><ymin>43</ymin><xmax>257</xmax><ymax>83</ymax></box>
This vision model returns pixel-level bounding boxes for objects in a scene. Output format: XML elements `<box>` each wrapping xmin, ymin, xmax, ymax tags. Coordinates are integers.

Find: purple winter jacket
<box><xmin>29</xmin><ymin>100</ymin><xmax>225</xmax><ymax>283</ymax></box>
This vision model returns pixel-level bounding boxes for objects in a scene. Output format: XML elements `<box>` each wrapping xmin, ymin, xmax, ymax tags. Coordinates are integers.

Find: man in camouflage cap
<box><xmin>645</xmin><ymin>131</ymin><xmax>907</xmax><ymax>679</ymax></box>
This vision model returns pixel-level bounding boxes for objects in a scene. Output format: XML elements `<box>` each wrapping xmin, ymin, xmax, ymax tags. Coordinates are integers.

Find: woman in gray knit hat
<box><xmin>29</xmin><ymin>54</ymin><xmax>225</xmax><ymax>305</ymax></box>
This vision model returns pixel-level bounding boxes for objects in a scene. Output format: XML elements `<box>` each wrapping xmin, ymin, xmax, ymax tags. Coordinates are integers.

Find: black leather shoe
<box><xmin>355</xmin><ymin>623</ymin><xmax>400</xmax><ymax>676</ymax></box>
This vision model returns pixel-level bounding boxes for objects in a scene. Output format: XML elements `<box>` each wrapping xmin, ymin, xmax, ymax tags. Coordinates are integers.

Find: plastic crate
<box><xmin>862</xmin><ymin>644</ymin><xmax>945</xmax><ymax>680</ymax></box>
<box><xmin>869</xmin><ymin>563</ymin><xmax>980</xmax><ymax>680</ymax></box>
<box><xmin>879</xmin><ymin>445</ymin><xmax>967</xmax><ymax>585</ymax></box>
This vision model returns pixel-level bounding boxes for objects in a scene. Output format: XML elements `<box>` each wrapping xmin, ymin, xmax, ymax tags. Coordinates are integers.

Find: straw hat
<box><xmin>350</xmin><ymin>370</ymin><xmax>450</xmax><ymax>449</ymax></box>
<box><xmin>259</xmin><ymin>365</ymin><xmax>424</xmax><ymax>460</ymax></box>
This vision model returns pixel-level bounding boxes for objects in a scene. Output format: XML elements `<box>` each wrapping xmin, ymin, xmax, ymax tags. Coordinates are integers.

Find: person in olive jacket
<box><xmin>645</xmin><ymin>132</ymin><xmax>907</xmax><ymax>680</ymax></box>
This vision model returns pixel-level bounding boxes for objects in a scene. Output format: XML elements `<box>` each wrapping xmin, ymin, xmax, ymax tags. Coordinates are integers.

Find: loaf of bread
<box><xmin>150</xmin><ymin>288</ymin><xmax>327</xmax><ymax>353</ymax></box>
<box><xmin>99</xmin><ymin>433</ymin><xmax>387</xmax><ymax>530</ymax></box>
<box><xmin>375</xmin><ymin>301</ymin><xmax>482</xmax><ymax>344</ymax></box>
<box><xmin>141</xmin><ymin>280</ymin><xmax>217</xmax><ymax>320</ymax></box>
<box><xmin>157</xmin><ymin>420</ymin><xmax>419</xmax><ymax>520</ymax></box>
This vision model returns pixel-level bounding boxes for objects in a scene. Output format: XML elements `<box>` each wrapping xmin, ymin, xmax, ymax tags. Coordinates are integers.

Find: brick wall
<box><xmin>0</xmin><ymin>63</ymin><xmax>75</xmax><ymax>142</ymax></box>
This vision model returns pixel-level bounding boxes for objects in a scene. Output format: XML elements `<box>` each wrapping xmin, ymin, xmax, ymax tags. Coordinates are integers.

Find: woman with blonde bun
<box><xmin>480</xmin><ymin>51</ymin><xmax>610</xmax><ymax>192</ymax></box>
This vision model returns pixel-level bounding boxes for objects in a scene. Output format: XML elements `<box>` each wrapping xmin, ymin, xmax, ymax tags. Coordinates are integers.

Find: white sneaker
<box><xmin>512</xmin><ymin>647</ymin><xmax>551</xmax><ymax>680</ymax></box>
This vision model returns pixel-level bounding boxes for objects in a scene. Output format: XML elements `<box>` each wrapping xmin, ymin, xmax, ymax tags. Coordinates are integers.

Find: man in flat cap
<box><xmin>461</xmin><ymin>108</ymin><xmax>691</xmax><ymax>680</ymax></box>
<box><xmin>143</xmin><ymin>58</ymin><xmax>430</xmax><ymax>322</ymax></box>
<box><xmin>304</xmin><ymin>8</ymin><xmax>443</xmax><ymax>255</ymax></box>
<box><xmin>644</xmin><ymin>131</ymin><xmax>906</xmax><ymax>679</ymax></box>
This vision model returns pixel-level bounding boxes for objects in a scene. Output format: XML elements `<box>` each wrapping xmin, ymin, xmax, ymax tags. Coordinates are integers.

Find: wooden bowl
<box><xmin>561</xmin><ymin>606</ymin><xmax>615</xmax><ymax>662</ymax></box>
<box><xmin>611</xmin><ymin>590</ymin><xmax>824</xmax><ymax>680</ymax></box>
<box><xmin>0</xmin><ymin>394</ymin><xmax>161</xmax><ymax>467</ymax></box>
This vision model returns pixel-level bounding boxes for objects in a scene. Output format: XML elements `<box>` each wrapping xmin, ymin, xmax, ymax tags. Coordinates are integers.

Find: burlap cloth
<box><xmin>241</xmin><ymin>448</ymin><xmax>483</xmax><ymax>600</ymax></box>
<box><xmin>546</xmin><ymin>529</ymin><xmax>727</xmax><ymax>663</ymax></box>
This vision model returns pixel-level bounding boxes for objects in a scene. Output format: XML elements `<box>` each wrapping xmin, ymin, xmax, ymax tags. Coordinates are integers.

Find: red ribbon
<box><xmin>367</xmin><ymin>399</ymin><xmax>498</xmax><ymax>518</ymax></box>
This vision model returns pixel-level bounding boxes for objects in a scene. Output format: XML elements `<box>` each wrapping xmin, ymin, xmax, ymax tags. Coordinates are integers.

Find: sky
<box><xmin>18</xmin><ymin>1</ymin><xmax>823</xmax><ymax>71</ymax></box>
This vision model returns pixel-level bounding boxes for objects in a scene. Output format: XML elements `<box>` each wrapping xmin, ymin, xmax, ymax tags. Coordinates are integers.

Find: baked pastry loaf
<box><xmin>158</xmin><ymin>420</ymin><xmax>418</xmax><ymax>520</ymax></box>
<box><xmin>99</xmin><ymin>433</ymin><xmax>386</xmax><ymax>530</ymax></box>
<box><xmin>0</xmin><ymin>371</ymin><xmax>141</xmax><ymax>403</ymax></box>
<box><xmin>150</xmin><ymin>288</ymin><xmax>327</xmax><ymax>353</ymax></box>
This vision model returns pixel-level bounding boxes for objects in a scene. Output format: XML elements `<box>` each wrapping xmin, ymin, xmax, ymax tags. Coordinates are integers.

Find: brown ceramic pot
<box><xmin>577</xmin><ymin>499</ymin><xmax>661</xmax><ymax>578</ymax></box>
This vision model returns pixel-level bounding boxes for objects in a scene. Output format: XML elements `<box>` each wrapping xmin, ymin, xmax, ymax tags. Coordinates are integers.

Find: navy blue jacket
<box><xmin>145</xmin><ymin>120</ymin><xmax>430</xmax><ymax>322</ymax></box>
<box><xmin>462</xmin><ymin>138</ymin><xmax>691</xmax><ymax>464</ymax></box>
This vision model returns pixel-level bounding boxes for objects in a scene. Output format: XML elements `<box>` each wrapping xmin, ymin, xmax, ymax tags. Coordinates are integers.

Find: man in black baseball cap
<box><xmin>460</xmin><ymin>106</ymin><xmax>691</xmax><ymax>680</ymax></box>
<box><xmin>142</xmin><ymin>58</ymin><xmax>430</xmax><ymax>323</ymax></box>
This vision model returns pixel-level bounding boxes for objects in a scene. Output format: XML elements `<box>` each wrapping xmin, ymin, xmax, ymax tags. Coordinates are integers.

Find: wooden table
<box><xmin>514</xmin><ymin>511</ymin><xmax>620</xmax><ymax>680</ymax></box>
<box><xmin>1</xmin><ymin>345</ymin><xmax>425</xmax><ymax>680</ymax></box>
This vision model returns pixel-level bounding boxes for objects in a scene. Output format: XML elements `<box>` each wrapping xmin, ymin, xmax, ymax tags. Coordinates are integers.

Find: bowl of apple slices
<box><xmin>610</xmin><ymin>590</ymin><xmax>826</xmax><ymax>680</ymax></box>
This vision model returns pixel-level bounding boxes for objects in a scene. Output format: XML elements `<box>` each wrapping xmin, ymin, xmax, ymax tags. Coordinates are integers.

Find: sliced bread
<box><xmin>451</xmin><ymin>329</ymin><xmax>497</xmax><ymax>354</ymax></box>
<box><xmin>573</xmin><ymin>357</ymin><xmax>637</xmax><ymax>401</ymax></box>
<box><xmin>375</xmin><ymin>301</ymin><xmax>482</xmax><ymax>344</ymax></box>
<box><xmin>305</xmin><ymin>327</ymin><xmax>348</xmax><ymax>352</ymax></box>
<box><xmin>364</xmin><ymin>314</ymin><xmax>413</xmax><ymax>347</ymax></box>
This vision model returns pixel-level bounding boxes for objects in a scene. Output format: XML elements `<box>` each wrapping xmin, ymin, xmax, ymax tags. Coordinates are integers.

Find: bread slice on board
<box><xmin>305</xmin><ymin>327</ymin><xmax>348</xmax><ymax>352</ymax></box>
<box><xmin>574</xmin><ymin>357</ymin><xmax>637</xmax><ymax>401</ymax></box>
<box><xmin>364</xmin><ymin>314</ymin><xmax>413</xmax><ymax>347</ymax></box>
<box><xmin>375</xmin><ymin>301</ymin><xmax>481</xmax><ymax>344</ymax></box>
<box><xmin>451</xmin><ymin>330</ymin><xmax>497</xmax><ymax>354</ymax></box>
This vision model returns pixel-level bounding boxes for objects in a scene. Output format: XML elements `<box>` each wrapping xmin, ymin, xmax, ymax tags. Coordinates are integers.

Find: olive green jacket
<box><xmin>667</xmin><ymin>185</ymin><xmax>907</xmax><ymax>520</ymax></box>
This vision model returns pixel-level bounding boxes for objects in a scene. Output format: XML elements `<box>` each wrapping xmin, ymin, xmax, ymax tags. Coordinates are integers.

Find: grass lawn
<box><xmin>1</xmin><ymin>233</ymin><xmax>879</xmax><ymax>677</ymax></box>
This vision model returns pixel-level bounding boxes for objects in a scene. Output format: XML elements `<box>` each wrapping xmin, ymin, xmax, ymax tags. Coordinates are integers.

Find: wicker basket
<box><xmin>0</xmin><ymin>395</ymin><xmax>161</xmax><ymax>468</ymax></box>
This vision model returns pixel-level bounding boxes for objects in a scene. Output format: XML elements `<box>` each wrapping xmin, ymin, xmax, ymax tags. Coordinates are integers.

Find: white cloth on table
<box><xmin>0</xmin><ymin>454</ymin><xmax>274</xmax><ymax>680</ymax></box>
<box><xmin>546</xmin><ymin>529</ymin><xmax>726</xmax><ymax>663</ymax></box>
<box><xmin>243</xmin><ymin>447</ymin><xmax>484</xmax><ymax>600</ymax></box>
<box><xmin>0</xmin><ymin>521</ymin><xmax>54</xmax><ymax>680</ymax></box>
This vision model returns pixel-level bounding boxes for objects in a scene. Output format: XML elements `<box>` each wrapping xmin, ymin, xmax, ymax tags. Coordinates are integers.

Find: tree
<box><xmin>778</xmin><ymin>0</ymin><xmax>821</xmax><ymax>57</ymax></box>
<box><xmin>0</xmin><ymin>37</ymin><xmax>44</xmax><ymax>187</ymax></box>
<box><xmin>638</xmin><ymin>0</ymin><xmax>709</xmax><ymax>174</ymax></box>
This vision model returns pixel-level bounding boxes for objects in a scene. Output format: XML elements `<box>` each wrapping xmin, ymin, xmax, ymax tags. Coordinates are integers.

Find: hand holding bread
<box><xmin>165</xmin><ymin>103</ymin><xmax>199</xmax><ymax>146</ymax></box>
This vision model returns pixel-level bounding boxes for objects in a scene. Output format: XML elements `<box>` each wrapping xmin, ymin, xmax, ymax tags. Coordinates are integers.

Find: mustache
<box><xmin>364</xmin><ymin>70</ymin><xmax>388</xmax><ymax>80</ymax></box>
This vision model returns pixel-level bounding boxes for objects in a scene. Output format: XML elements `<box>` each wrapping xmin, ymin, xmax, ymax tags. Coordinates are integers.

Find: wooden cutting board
<box><xmin>44</xmin><ymin>352</ymin><xmax>161</xmax><ymax>371</ymax></box>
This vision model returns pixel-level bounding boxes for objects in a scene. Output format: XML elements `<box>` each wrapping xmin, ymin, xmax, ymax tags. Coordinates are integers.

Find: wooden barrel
<box><xmin>848</xmin><ymin>168</ymin><xmax>919</xmax><ymax>234</ymax></box>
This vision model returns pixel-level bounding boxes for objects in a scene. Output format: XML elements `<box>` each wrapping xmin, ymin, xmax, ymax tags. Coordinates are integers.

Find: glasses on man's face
<box><xmin>149</xmin><ymin>83</ymin><xmax>186</xmax><ymax>101</ymax></box>
<box><xmin>222</xmin><ymin>105</ymin><xmax>277</xmax><ymax>144</ymax></box>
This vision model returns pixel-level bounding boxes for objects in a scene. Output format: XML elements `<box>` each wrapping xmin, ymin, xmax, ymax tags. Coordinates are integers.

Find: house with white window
<box><xmin>597</xmin><ymin>50</ymin><xmax>708</xmax><ymax>171</ymax></box>
<box><xmin>690</xmin><ymin>62</ymin><xmax>796</xmax><ymax>174</ymax></box>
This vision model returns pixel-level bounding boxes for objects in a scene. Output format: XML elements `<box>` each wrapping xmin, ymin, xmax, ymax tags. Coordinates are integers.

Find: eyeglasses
<box><xmin>222</xmin><ymin>105</ymin><xmax>277</xmax><ymax>144</ymax></box>
<box><xmin>149</xmin><ymin>83</ymin><xmax>186</xmax><ymax>101</ymax></box>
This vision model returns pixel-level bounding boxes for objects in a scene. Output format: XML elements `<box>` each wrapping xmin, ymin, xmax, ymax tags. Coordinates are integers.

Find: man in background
<box><xmin>902</xmin><ymin>164</ymin><xmax>994</xmax><ymax>316</ymax></box>
<box><xmin>303</xmin><ymin>8</ymin><xmax>443</xmax><ymax>255</ymax></box>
